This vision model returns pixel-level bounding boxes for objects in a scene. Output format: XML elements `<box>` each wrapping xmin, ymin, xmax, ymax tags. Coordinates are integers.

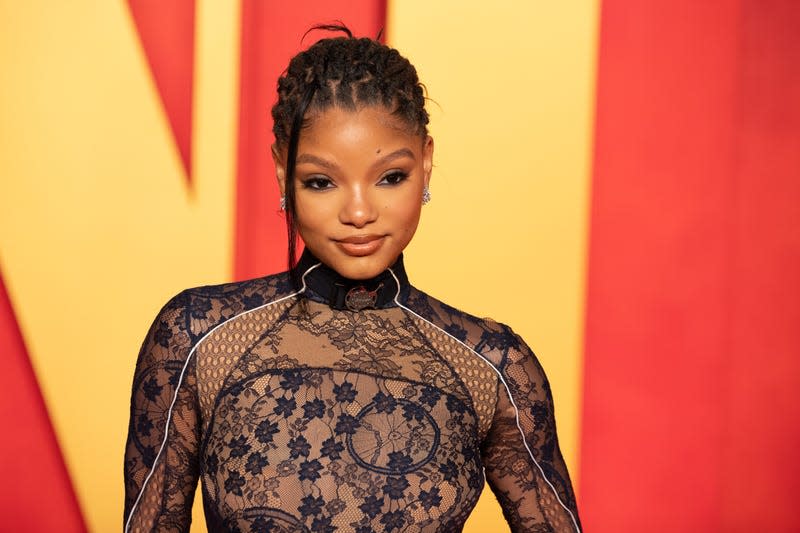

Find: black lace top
<box><xmin>123</xmin><ymin>252</ymin><xmax>581</xmax><ymax>532</ymax></box>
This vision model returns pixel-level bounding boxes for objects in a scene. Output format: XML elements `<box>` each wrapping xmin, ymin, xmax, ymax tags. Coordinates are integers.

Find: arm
<box><xmin>481</xmin><ymin>328</ymin><xmax>581</xmax><ymax>532</ymax></box>
<box><xmin>123</xmin><ymin>292</ymin><xmax>200</xmax><ymax>533</ymax></box>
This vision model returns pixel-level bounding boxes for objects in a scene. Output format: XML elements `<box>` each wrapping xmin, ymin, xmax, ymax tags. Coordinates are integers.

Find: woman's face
<box><xmin>275</xmin><ymin>106</ymin><xmax>433</xmax><ymax>280</ymax></box>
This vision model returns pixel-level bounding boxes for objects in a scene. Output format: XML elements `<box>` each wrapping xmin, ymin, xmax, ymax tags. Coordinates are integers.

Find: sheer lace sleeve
<box><xmin>481</xmin><ymin>328</ymin><xmax>581</xmax><ymax>532</ymax></box>
<box><xmin>123</xmin><ymin>291</ymin><xmax>200</xmax><ymax>533</ymax></box>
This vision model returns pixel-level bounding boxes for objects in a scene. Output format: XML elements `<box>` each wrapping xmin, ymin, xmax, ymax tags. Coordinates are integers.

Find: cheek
<box><xmin>295</xmin><ymin>198</ymin><xmax>333</xmax><ymax>231</ymax></box>
<box><xmin>294</xmin><ymin>214</ymin><xmax>326</xmax><ymax>249</ymax></box>
<box><xmin>388</xmin><ymin>200</ymin><xmax>423</xmax><ymax>239</ymax></box>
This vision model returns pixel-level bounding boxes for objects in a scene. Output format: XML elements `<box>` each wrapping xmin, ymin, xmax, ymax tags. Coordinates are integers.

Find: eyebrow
<box><xmin>295</xmin><ymin>148</ymin><xmax>416</xmax><ymax>171</ymax></box>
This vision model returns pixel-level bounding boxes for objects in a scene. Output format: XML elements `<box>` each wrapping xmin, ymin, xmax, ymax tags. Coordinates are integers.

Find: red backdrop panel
<box><xmin>0</xmin><ymin>273</ymin><xmax>86</xmax><ymax>531</ymax></box>
<box><xmin>581</xmin><ymin>1</ymin><xmax>800</xmax><ymax>531</ymax></box>
<box><xmin>127</xmin><ymin>0</ymin><xmax>196</xmax><ymax>183</ymax></box>
<box><xmin>234</xmin><ymin>1</ymin><xmax>386</xmax><ymax>280</ymax></box>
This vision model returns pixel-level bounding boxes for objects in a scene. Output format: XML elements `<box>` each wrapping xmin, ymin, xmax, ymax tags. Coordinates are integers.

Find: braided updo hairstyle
<box><xmin>271</xmin><ymin>25</ymin><xmax>430</xmax><ymax>278</ymax></box>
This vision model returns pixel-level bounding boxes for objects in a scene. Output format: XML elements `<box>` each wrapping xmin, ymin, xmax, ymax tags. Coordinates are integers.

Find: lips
<box><xmin>335</xmin><ymin>235</ymin><xmax>386</xmax><ymax>256</ymax></box>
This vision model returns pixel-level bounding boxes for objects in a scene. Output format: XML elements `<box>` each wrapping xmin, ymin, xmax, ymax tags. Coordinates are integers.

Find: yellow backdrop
<box><xmin>0</xmin><ymin>1</ymin><xmax>597</xmax><ymax>531</ymax></box>
<box><xmin>389</xmin><ymin>2</ymin><xmax>598</xmax><ymax>529</ymax></box>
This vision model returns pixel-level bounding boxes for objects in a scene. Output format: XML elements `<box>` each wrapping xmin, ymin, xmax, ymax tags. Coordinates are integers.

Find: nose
<box><xmin>338</xmin><ymin>185</ymin><xmax>377</xmax><ymax>228</ymax></box>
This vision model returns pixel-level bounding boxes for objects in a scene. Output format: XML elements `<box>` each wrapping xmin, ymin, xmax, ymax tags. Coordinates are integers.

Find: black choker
<box><xmin>293</xmin><ymin>250</ymin><xmax>409</xmax><ymax>311</ymax></box>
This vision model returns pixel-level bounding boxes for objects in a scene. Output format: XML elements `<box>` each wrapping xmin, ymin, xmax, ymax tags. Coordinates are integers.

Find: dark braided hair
<box><xmin>271</xmin><ymin>25</ymin><xmax>430</xmax><ymax>282</ymax></box>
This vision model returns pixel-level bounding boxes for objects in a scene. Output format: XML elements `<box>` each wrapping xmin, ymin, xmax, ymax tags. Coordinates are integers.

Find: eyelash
<box><xmin>300</xmin><ymin>171</ymin><xmax>409</xmax><ymax>190</ymax></box>
<box><xmin>301</xmin><ymin>176</ymin><xmax>334</xmax><ymax>190</ymax></box>
<box><xmin>378</xmin><ymin>171</ymin><xmax>409</xmax><ymax>186</ymax></box>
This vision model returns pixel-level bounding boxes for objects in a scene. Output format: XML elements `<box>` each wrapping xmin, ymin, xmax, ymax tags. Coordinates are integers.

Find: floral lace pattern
<box><xmin>203</xmin><ymin>368</ymin><xmax>481</xmax><ymax>532</ymax></box>
<box><xmin>124</xmin><ymin>257</ymin><xmax>581</xmax><ymax>532</ymax></box>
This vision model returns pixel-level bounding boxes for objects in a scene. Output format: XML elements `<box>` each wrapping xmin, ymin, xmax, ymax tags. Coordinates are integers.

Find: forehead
<box><xmin>302</xmin><ymin>105</ymin><xmax>420</xmax><ymax>146</ymax></box>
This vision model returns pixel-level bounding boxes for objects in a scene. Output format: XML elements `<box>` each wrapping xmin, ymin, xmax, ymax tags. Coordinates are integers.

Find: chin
<box><xmin>334</xmin><ymin>260</ymin><xmax>389</xmax><ymax>280</ymax></box>
<box><xmin>319</xmin><ymin>252</ymin><xmax>396</xmax><ymax>281</ymax></box>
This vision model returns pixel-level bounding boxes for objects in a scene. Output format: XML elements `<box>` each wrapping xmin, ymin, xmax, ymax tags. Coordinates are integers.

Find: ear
<box><xmin>422</xmin><ymin>135</ymin><xmax>434</xmax><ymax>188</ymax></box>
<box><xmin>272</xmin><ymin>144</ymin><xmax>287</xmax><ymax>195</ymax></box>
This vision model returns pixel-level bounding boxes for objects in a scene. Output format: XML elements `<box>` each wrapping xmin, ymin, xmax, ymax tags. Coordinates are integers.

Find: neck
<box><xmin>292</xmin><ymin>249</ymin><xmax>409</xmax><ymax>311</ymax></box>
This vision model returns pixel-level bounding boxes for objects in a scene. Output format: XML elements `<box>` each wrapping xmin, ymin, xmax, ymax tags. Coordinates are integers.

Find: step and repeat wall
<box><xmin>1</xmin><ymin>1</ymin><xmax>797</xmax><ymax>531</ymax></box>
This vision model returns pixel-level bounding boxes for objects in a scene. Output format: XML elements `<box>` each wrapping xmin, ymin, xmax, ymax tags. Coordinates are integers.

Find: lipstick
<box><xmin>335</xmin><ymin>235</ymin><xmax>385</xmax><ymax>256</ymax></box>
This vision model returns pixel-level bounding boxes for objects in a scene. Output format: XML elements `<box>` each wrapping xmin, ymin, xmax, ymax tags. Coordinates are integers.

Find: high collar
<box><xmin>293</xmin><ymin>249</ymin><xmax>410</xmax><ymax>311</ymax></box>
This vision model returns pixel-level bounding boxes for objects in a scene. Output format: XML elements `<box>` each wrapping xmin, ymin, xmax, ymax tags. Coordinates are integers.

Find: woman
<box><xmin>124</xmin><ymin>28</ymin><xmax>581</xmax><ymax>533</ymax></box>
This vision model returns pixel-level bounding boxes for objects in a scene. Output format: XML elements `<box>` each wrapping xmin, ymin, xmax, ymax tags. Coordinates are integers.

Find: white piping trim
<box><xmin>124</xmin><ymin>264</ymin><xmax>321</xmax><ymax>532</ymax></box>
<box><xmin>387</xmin><ymin>268</ymin><xmax>581</xmax><ymax>533</ymax></box>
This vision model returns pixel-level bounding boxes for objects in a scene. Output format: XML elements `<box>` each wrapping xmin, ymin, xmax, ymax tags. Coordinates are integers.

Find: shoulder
<box><xmin>180</xmin><ymin>270</ymin><xmax>293</xmax><ymax>314</ymax></box>
<box><xmin>404</xmin><ymin>286</ymin><xmax>532</xmax><ymax>369</ymax></box>
<box><xmin>146</xmin><ymin>271</ymin><xmax>294</xmax><ymax>352</ymax></box>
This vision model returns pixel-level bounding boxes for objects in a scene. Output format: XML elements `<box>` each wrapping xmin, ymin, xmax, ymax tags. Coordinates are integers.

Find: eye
<box><xmin>301</xmin><ymin>176</ymin><xmax>335</xmax><ymax>190</ymax></box>
<box><xmin>377</xmin><ymin>171</ymin><xmax>409</xmax><ymax>186</ymax></box>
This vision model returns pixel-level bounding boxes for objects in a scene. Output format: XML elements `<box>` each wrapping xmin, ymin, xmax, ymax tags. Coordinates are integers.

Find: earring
<box><xmin>279</xmin><ymin>196</ymin><xmax>286</xmax><ymax>211</ymax></box>
<box><xmin>422</xmin><ymin>186</ymin><xmax>431</xmax><ymax>205</ymax></box>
